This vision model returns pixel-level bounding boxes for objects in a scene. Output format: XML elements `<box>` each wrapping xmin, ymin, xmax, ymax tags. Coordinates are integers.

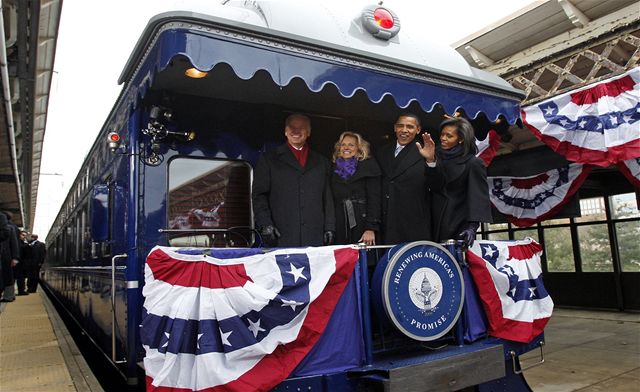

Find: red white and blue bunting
<box><xmin>466</xmin><ymin>238</ymin><xmax>553</xmax><ymax>343</ymax></box>
<box><xmin>488</xmin><ymin>163</ymin><xmax>593</xmax><ymax>227</ymax></box>
<box><xmin>522</xmin><ymin>67</ymin><xmax>640</xmax><ymax>167</ymax></box>
<box><xmin>475</xmin><ymin>129</ymin><xmax>501</xmax><ymax>167</ymax></box>
<box><xmin>617</xmin><ymin>158</ymin><xmax>640</xmax><ymax>188</ymax></box>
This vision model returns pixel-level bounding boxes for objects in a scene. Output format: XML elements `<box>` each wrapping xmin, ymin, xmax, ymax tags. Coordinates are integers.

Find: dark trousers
<box><xmin>13</xmin><ymin>263</ymin><xmax>27</xmax><ymax>294</ymax></box>
<box><xmin>27</xmin><ymin>264</ymin><xmax>41</xmax><ymax>292</ymax></box>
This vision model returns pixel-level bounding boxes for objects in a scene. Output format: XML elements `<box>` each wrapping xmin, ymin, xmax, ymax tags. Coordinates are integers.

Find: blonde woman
<box><xmin>331</xmin><ymin>132</ymin><xmax>381</xmax><ymax>246</ymax></box>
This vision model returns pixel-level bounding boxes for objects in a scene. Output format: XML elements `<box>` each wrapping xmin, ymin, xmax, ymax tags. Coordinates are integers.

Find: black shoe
<box><xmin>17</xmin><ymin>292</ymin><xmax>29</xmax><ymax>296</ymax></box>
<box><xmin>0</xmin><ymin>298</ymin><xmax>15</xmax><ymax>302</ymax></box>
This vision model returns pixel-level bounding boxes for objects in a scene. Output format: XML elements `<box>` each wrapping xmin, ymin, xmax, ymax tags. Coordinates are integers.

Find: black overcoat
<box><xmin>0</xmin><ymin>214</ymin><xmax>10</xmax><ymax>288</ymax></box>
<box><xmin>331</xmin><ymin>158</ymin><xmax>382</xmax><ymax>244</ymax></box>
<box><xmin>30</xmin><ymin>240</ymin><xmax>46</xmax><ymax>266</ymax></box>
<box><xmin>0</xmin><ymin>221</ymin><xmax>19</xmax><ymax>286</ymax></box>
<box><xmin>376</xmin><ymin>142</ymin><xmax>432</xmax><ymax>245</ymax></box>
<box><xmin>426</xmin><ymin>153</ymin><xmax>493</xmax><ymax>242</ymax></box>
<box><xmin>252</xmin><ymin>144</ymin><xmax>335</xmax><ymax>247</ymax></box>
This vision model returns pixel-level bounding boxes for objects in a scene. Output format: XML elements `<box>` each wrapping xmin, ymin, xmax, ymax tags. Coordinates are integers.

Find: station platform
<box><xmin>0</xmin><ymin>289</ymin><xmax>103</xmax><ymax>392</ymax></box>
<box><xmin>522</xmin><ymin>308</ymin><xmax>640</xmax><ymax>392</ymax></box>
<box><xmin>1</xmin><ymin>288</ymin><xmax>638</xmax><ymax>392</ymax></box>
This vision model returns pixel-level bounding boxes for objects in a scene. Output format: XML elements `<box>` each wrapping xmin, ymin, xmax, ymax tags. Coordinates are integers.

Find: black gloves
<box><xmin>323</xmin><ymin>231</ymin><xmax>335</xmax><ymax>246</ymax></box>
<box><xmin>260</xmin><ymin>225</ymin><xmax>280</xmax><ymax>246</ymax></box>
<box><xmin>457</xmin><ymin>222</ymin><xmax>480</xmax><ymax>249</ymax></box>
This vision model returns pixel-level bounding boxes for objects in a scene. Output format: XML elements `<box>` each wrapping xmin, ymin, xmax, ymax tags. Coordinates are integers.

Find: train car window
<box><xmin>104</xmin><ymin>181</ymin><xmax>114</xmax><ymax>257</ymax></box>
<box><xmin>168</xmin><ymin>158</ymin><xmax>253</xmax><ymax>248</ymax></box>
<box><xmin>89</xmin><ymin>178</ymin><xmax>117</xmax><ymax>259</ymax></box>
<box><xmin>55</xmin><ymin>235</ymin><xmax>61</xmax><ymax>266</ymax></box>
<box><xmin>65</xmin><ymin>225</ymin><xmax>72</xmax><ymax>264</ymax></box>
<box><xmin>80</xmin><ymin>205</ymin><xmax>88</xmax><ymax>261</ymax></box>
<box><xmin>75</xmin><ymin>215</ymin><xmax>81</xmax><ymax>262</ymax></box>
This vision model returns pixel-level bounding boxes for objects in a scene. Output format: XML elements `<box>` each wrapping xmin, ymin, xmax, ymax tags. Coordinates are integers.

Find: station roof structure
<box><xmin>452</xmin><ymin>0</ymin><xmax>639</xmax><ymax>154</ymax></box>
<box><xmin>0</xmin><ymin>0</ymin><xmax>62</xmax><ymax>229</ymax></box>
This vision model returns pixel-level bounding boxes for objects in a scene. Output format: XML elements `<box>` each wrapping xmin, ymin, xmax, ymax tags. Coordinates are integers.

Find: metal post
<box><xmin>111</xmin><ymin>253</ymin><xmax>128</xmax><ymax>363</ymax></box>
<box><xmin>358</xmin><ymin>249</ymin><xmax>374</xmax><ymax>365</ymax></box>
<box><xmin>444</xmin><ymin>240</ymin><xmax>465</xmax><ymax>346</ymax></box>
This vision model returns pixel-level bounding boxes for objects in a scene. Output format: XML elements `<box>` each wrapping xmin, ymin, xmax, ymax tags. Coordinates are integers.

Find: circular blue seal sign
<box><xmin>381</xmin><ymin>241</ymin><xmax>464</xmax><ymax>341</ymax></box>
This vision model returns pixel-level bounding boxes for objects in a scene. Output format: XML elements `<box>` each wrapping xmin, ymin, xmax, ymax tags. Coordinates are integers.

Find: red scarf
<box><xmin>287</xmin><ymin>143</ymin><xmax>309</xmax><ymax>167</ymax></box>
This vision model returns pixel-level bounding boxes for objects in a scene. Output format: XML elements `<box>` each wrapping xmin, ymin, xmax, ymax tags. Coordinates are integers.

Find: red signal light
<box><xmin>108</xmin><ymin>132</ymin><xmax>122</xmax><ymax>151</ymax></box>
<box><xmin>361</xmin><ymin>5</ymin><xmax>400</xmax><ymax>40</ymax></box>
<box><xmin>374</xmin><ymin>8</ymin><xmax>394</xmax><ymax>29</ymax></box>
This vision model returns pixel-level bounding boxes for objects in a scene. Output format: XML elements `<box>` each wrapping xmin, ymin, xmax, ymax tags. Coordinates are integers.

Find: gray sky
<box><xmin>33</xmin><ymin>0</ymin><xmax>535</xmax><ymax>237</ymax></box>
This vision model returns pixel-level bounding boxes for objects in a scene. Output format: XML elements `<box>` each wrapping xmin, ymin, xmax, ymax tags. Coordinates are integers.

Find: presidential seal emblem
<box><xmin>380</xmin><ymin>241</ymin><xmax>464</xmax><ymax>341</ymax></box>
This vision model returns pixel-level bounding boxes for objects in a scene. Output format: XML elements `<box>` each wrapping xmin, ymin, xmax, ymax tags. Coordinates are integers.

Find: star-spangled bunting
<box><xmin>466</xmin><ymin>238</ymin><xmax>554</xmax><ymax>343</ymax></box>
<box><xmin>522</xmin><ymin>67</ymin><xmax>640</xmax><ymax>167</ymax></box>
<box><xmin>475</xmin><ymin>129</ymin><xmax>501</xmax><ymax>167</ymax></box>
<box><xmin>617</xmin><ymin>157</ymin><xmax>640</xmax><ymax>188</ymax></box>
<box><xmin>141</xmin><ymin>245</ymin><xmax>359</xmax><ymax>392</ymax></box>
<box><xmin>488</xmin><ymin>163</ymin><xmax>593</xmax><ymax>227</ymax></box>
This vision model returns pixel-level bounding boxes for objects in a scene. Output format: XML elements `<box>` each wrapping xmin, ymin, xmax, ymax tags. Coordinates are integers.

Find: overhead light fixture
<box><xmin>184</xmin><ymin>68</ymin><xmax>208</xmax><ymax>79</ymax></box>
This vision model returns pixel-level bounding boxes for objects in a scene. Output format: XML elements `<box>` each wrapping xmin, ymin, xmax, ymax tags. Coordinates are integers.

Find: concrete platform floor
<box><xmin>0</xmin><ymin>290</ymin><xmax>103</xmax><ymax>392</ymax></box>
<box><xmin>522</xmin><ymin>308</ymin><xmax>640</xmax><ymax>392</ymax></box>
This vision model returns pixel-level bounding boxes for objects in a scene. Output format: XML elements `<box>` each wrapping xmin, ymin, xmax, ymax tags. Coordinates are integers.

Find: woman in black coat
<box><xmin>331</xmin><ymin>132</ymin><xmax>381</xmax><ymax>245</ymax></box>
<box><xmin>418</xmin><ymin>117</ymin><xmax>492</xmax><ymax>247</ymax></box>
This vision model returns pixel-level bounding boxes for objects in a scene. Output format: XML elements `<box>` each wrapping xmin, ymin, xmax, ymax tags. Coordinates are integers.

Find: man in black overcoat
<box><xmin>28</xmin><ymin>234</ymin><xmax>46</xmax><ymax>293</ymax></box>
<box><xmin>375</xmin><ymin>113</ymin><xmax>432</xmax><ymax>245</ymax></box>
<box><xmin>252</xmin><ymin>113</ymin><xmax>335</xmax><ymax>247</ymax></box>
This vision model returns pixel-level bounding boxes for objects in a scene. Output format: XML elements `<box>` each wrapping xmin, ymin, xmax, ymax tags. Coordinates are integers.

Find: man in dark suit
<box><xmin>375</xmin><ymin>113</ymin><xmax>432</xmax><ymax>245</ymax></box>
<box><xmin>252</xmin><ymin>113</ymin><xmax>335</xmax><ymax>247</ymax></box>
<box><xmin>28</xmin><ymin>234</ymin><xmax>46</xmax><ymax>293</ymax></box>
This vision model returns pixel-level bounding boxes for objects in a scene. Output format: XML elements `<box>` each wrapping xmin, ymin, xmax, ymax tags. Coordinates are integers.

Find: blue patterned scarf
<box><xmin>335</xmin><ymin>157</ymin><xmax>358</xmax><ymax>179</ymax></box>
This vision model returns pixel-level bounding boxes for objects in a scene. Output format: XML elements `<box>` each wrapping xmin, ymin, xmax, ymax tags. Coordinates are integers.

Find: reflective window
<box><xmin>576</xmin><ymin>197</ymin><xmax>606</xmax><ymax>223</ymax></box>
<box><xmin>542</xmin><ymin>217</ymin><xmax>570</xmax><ymax>226</ymax></box>
<box><xmin>65</xmin><ymin>225</ymin><xmax>73</xmax><ymax>264</ymax></box>
<box><xmin>513</xmin><ymin>228</ymin><xmax>538</xmax><ymax>242</ymax></box>
<box><xmin>75</xmin><ymin>216</ymin><xmax>81</xmax><ymax>262</ymax></box>
<box><xmin>610</xmin><ymin>193</ymin><xmax>640</xmax><ymax>219</ymax></box>
<box><xmin>168</xmin><ymin>158</ymin><xmax>253</xmax><ymax>247</ymax></box>
<box><xmin>578</xmin><ymin>224</ymin><xmax>613</xmax><ymax>272</ymax></box>
<box><xmin>81</xmin><ymin>205</ymin><xmax>89</xmax><ymax>261</ymax></box>
<box><xmin>544</xmin><ymin>227</ymin><xmax>575</xmax><ymax>272</ymax></box>
<box><xmin>487</xmin><ymin>231</ymin><xmax>510</xmax><ymax>241</ymax></box>
<box><xmin>617</xmin><ymin>221</ymin><xmax>640</xmax><ymax>272</ymax></box>
<box><xmin>487</xmin><ymin>222</ymin><xmax>508</xmax><ymax>231</ymax></box>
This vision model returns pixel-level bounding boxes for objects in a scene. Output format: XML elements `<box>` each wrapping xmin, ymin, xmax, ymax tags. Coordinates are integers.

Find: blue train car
<box><xmin>42</xmin><ymin>1</ymin><xmax>544</xmax><ymax>390</ymax></box>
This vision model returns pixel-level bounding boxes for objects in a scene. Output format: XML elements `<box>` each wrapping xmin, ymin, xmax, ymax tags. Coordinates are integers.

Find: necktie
<box><xmin>394</xmin><ymin>145</ymin><xmax>403</xmax><ymax>157</ymax></box>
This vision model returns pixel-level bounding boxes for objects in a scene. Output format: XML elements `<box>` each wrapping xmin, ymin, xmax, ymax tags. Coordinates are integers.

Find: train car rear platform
<box><xmin>1</xmin><ymin>290</ymin><xmax>638</xmax><ymax>392</ymax></box>
<box><xmin>0</xmin><ymin>290</ymin><xmax>103</xmax><ymax>392</ymax></box>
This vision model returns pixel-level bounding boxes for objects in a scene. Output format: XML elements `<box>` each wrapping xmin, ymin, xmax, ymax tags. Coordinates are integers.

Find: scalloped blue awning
<box><xmin>130</xmin><ymin>28</ymin><xmax>521</xmax><ymax>124</ymax></box>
